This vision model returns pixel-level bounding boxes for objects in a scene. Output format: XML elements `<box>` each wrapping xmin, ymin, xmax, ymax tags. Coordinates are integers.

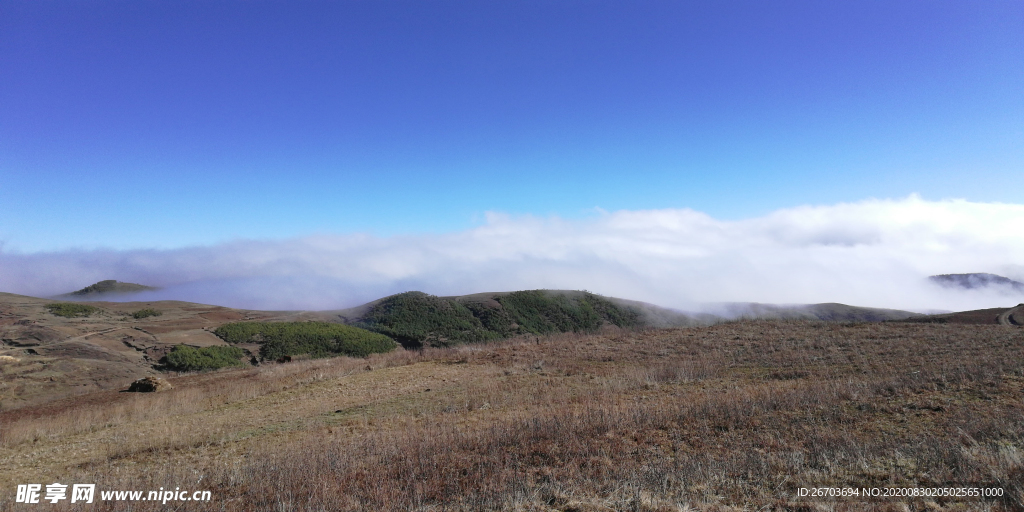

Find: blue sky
<box><xmin>1</xmin><ymin>0</ymin><xmax>1022</xmax><ymax>252</ymax></box>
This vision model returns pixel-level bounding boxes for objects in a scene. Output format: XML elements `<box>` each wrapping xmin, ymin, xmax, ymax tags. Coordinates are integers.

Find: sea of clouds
<box><xmin>2</xmin><ymin>195</ymin><xmax>1023</xmax><ymax>312</ymax></box>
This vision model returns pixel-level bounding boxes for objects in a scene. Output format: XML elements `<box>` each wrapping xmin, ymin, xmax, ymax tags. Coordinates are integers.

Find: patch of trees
<box><xmin>165</xmin><ymin>345</ymin><xmax>245</xmax><ymax>371</ymax></box>
<box><xmin>131</xmin><ymin>308</ymin><xmax>162</xmax><ymax>319</ymax></box>
<box><xmin>46</xmin><ymin>303</ymin><xmax>99</xmax><ymax>318</ymax></box>
<box><xmin>214</xmin><ymin>322</ymin><xmax>397</xmax><ymax>361</ymax></box>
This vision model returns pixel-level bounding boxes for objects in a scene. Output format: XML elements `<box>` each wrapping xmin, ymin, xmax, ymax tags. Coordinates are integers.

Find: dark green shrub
<box><xmin>132</xmin><ymin>308</ymin><xmax>162</xmax><ymax>319</ymax></box>
<box><xmin>214</xmin><ymin>322</ymin><xmax>397</xmax><ymax>361</ymax></box>
<box><xmin>46</xmin><ymin>303</ymin><xmax>99</xmax><ymax>318</ymax></box>
<box><xmin>165</xmin><ymin>345</ymin><xmax>245</xmax><ymax>371</ymax></box>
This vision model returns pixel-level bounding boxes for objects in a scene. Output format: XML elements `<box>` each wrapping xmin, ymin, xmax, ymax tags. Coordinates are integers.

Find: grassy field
<box><xmin>1</xmin><ymin>320</ymin><xmax>1022</xmax><ymax>511</ymax></box>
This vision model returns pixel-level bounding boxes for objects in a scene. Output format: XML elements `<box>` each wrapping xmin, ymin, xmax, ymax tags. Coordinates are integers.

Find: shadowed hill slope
<box><xmin>903</xmin><ymin>304</ymin><xmax>1024</xmax><ymax>325</ymax></box>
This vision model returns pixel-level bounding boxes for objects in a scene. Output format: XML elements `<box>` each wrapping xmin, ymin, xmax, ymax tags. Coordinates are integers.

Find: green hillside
<box><xmin>354</xmin><ymin>290</ymin><xmax>642</xmax><ymax>348</ymax></box>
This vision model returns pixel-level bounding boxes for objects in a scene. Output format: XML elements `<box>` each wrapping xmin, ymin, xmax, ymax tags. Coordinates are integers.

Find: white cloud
<box><xmin>2</xmin><ymin>195</ymin><xmax>1023</xmax><ymax>312</ymax></box>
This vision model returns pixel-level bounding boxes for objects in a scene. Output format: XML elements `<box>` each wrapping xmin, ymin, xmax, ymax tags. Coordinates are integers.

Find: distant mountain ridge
<box><xmin>60</xmin><ymin>280</ymin><xmax>159</xmax><ymax>297</ymax></box>
<box><xmin>929</xmin><ymin>273</ymin><xmax>1024</xmax><ymax>294</ymax></box>
<box><xmin>706</xmin><ymin>302</ymin><xmax>922</xmax><ymax>322</ymax></box>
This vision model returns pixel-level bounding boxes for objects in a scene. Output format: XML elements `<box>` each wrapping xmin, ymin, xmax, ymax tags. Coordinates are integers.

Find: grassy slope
<box><xmin>902</xmin><ymin>307</ymin><xmax>1017</xmax><ymax>325</ymax></box>
<box><xmin>1</xmin><ymin>320</ymin><xmax>1021</xmax><ymax>511</ymax></box>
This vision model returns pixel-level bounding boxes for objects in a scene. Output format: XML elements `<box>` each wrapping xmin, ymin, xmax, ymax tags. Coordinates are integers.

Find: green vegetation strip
<box><xmin>46</xmin><ymin>303</ymin><xmax>99</xmax><ymax>318</ymax></box>
<box><xmin>131</xmin><ymin>308</ymin><xmax>162</xmax><ymax>319</ymax></box>
<box><xmin>166</xmin><ymin>345</ymin><xmax>245</xmax><ymax>371</ymax></box>
<box><xmin>214</xmin><ymin>322</ymin><xmax>397</xmax><ymax>360</ymax></box>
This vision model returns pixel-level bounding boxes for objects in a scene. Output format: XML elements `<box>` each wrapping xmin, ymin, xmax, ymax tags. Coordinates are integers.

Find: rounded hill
<box><xmin>61</xmin><ymin>280</ymin><xmax>159</xmax><ymax>297</ymax></box>
<box><xmin>350</xmin><ymin>290</ymin><xmax>644</xmax><ymax>348</ymax></box>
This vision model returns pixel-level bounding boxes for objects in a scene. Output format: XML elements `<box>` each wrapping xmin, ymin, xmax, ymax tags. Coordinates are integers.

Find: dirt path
<box><xmin>997</xmin><ymin>304</ymin><xmax>1024</xmax><ymax>326</ymax></box>
<box><xmin>66</xmin><ymin>326</ymin><xmax>128</xmax><ymax>341</ymax></box>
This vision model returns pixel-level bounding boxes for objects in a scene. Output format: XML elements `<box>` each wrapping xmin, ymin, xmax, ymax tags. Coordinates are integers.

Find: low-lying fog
<box><xmin>3</xmin><ymin>196</ymin><xmax>1023</xmax><ymax>313</ymax></box>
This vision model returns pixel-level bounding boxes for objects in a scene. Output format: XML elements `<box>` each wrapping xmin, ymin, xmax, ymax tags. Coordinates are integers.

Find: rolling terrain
<box><xmin>1</xmin><ymin>320</ymin><xmax>1021</xmax><ymax>510</ymax></box>
<box><xmin>1</xmin><ymin>283</ymin><xmax>1023</xmax><ymax>509</ymax></box>
<box><xmin>0</xmin><ymin>284</ymin><xmax>991</xmax><ymax>412</ymax></box>
<box><xmin>0</xmin><ymin>292</ymin><xmax>316</xmax><ymax>409</ymax></box>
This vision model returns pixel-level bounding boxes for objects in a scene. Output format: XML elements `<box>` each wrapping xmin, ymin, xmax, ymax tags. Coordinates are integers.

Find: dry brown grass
<box><xmin>2</xmin><ymin>321</ymin><xmax>1022</xmax><ymax>511</ymax></box>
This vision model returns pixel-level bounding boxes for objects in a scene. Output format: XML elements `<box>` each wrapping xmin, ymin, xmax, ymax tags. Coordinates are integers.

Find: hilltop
<box><xmin>929</xmin><ymin>273</ymin><xmax>1024</xmax><ymax>294</ymax></box>
<box><xmin>333</xmin><ymin>290</ymin><xmax>659</xmax><ymax>348</ymax></box>
<box><xmin>59</xmin><ymin>279</ymin><xmax>159</xmax><ymax>298</ymax></box>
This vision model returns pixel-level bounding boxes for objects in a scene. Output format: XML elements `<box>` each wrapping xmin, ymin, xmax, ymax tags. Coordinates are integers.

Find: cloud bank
<box><xmin>2</xmin><ymin>195</ymin><xmax>1023</xmax><ymax>312</ymax></box>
